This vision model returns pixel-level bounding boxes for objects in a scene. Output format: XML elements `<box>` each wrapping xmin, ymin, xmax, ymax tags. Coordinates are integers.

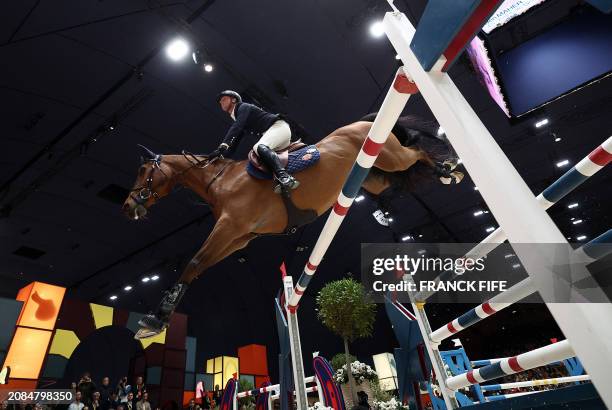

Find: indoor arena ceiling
<box><xmin>1</xmin><ymin>0</ymin><xmax>611</xmax><ymax>370</ymax></box>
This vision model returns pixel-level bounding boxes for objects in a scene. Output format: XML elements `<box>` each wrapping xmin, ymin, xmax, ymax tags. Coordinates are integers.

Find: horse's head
<box><xmin>122</xmin><ymin>145</ymin><xmax>174</xmax><ymax>220</ymax></box>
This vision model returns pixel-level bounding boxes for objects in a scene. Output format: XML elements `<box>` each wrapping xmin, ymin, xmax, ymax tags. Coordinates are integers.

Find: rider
<box><xmin>209</xmin><ymin>90</ymin><xmax>299</xmax><ymax>192</ymax></box>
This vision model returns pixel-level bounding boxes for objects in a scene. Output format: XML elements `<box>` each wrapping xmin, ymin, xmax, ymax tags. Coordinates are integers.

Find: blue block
<box><xmin>184</xmin><ymin>372</ymin><xmax>195</xmax><ymax>391</ymax></box>
<box><xmin>196</xmin><ymin>373</ymin><xmax>214</xmax><ymax>392</ymax></box>
<box><xmin>185</xmin><ymin>337</ymin><xmax>197</xmax><ymax>372</ymax></box>
<box><xmin>410</xmin><ymin>0</ymin><xmax>483</xmax><ymax>70</ymax></box>
<box><xmin>587</xmin><ymin>0</ymin><xmax>612</xmax><ymax>13</ymax></box>
<box><xmin>42</xmin><ymin>354</ymin><xmax>68</xmax><ymax>379</ymax></box>
<box><xmin>147</xmin><ymin>366</ymin><xmax>162</xmax><ymax>385</ymax></box>
<box><xmin>0</xmin><ymin>298</ymin><xmax>23</xmax><ymax>350</ymax></box>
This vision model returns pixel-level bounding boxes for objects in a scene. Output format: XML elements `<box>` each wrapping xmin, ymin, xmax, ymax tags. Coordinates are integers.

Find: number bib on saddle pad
<box><xmin>246</xmin><ymin>145</ymin><xmax>320</xmax><ymax>180</ymax></box>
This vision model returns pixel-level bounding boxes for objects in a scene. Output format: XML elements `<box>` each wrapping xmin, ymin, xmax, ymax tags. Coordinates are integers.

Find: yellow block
<box><xmin>139</xmin><ymin>329</ymin><xmax>166</xmax><ymax>350</ymax></box>
<box><xmin>90</xmin><ymin>303</ymin><xmax>114</xmax><ymax>329</ymax></box>
<box><xmin>222</xmin><ymin>356</ymin><xmax>239</xmax><ymax>384</ymax></box>
<box><xmin>206</xmin><ymin>359</ymin><xmax>214</xmax><ymax>374</ymax></box>
<box><xmin>49</xmin><ymin>329</ymin><xmax>81</xmax><ymax>359</ymax></box>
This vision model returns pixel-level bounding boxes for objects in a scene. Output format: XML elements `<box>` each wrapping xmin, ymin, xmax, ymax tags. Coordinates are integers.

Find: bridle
<box><xmin>129</xmin><ymin>151</ymin><xmax>222</xmax><ymax>207</ymax></box>
<box><xmin>130</xmin><ymin>154</ymin><xmax>167</xmax><ymax>206</ymax></box>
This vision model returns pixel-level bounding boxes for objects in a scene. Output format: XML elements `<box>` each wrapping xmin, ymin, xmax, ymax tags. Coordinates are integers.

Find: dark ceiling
<box><xmin>1</xmin><ymin>0</ymin><xmax>611</xmax><ymax>380</ymax></box>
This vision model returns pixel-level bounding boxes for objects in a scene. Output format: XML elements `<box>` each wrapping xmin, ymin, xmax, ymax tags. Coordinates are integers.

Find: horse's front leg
<box><xmin>135</xmin><ymin>216</ymin><xmax>256</xmax><ymax>339</ymax></box>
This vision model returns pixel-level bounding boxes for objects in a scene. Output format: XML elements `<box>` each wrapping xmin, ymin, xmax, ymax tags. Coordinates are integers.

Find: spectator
<box><xmin>201</xmin><ymin>390</ymin><xmax>210</xmax><ymax>410</ymax></box>
<box><xmin>99</xmin><ymin>377</ymin><xmax>113</xmax><ymax>405</ymax></box>
<box><xmin>184</xmin><ymin>399</ymin><xmax>196</xmax><ymax>410</ymax></box>
<box><xmin>71</xmin><ymin>382</ymin><xmax>78</xmax><ymax>394</ymax></box>
<box><xmin>91</xmin><ymin>392</ymin><xmax>101</xmax><ymax>410</ymax></box>
<box><xmin>105</xmin><ymin>392</ymin><xmax>120</xmax><ymax>410</ymax></box>
<box><xmin>136</xmin><ymin>393</ymin><xmax>151</xmax><ymax>410</ymax></box>
<box><xmin>125</xmin><ymin>393</ymin><xmax>135</xmax><ymax>410</ymax></box>
<box><xmin>350</xmin><ymin>391</ymin><xmax>371</xmax><ymax>410</ymax></box>
<box><xmin>69</xmin><ymin>392</ymin><xmax>85</xmax><ymax>410</ymax></box>
<box><xmin>134</xmin><ymin>377</ymin><xmax>146</xmax><ymax>402</ymax></box>
<box><xmin>117</xmin><ymin>378</ymin><xmax>130</xmax><ymax>403</ymax></box>
<box><xmin>78</xmin><ymin>373</ymin><xmax>97</xmax><ymax>406</ymax></box>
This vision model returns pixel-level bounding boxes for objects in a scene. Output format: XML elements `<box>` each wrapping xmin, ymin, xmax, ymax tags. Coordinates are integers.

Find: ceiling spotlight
<box><xmin>473</xmin><ymin>210</ymin><xmax>484</xmax><ymax>217</ymax></box>
<box><xmin>142</xmin><ymin>277</ymin><xmax>150</xmax><ymax>283</ymax></box>
<box><xmin>355</xmin><ymin>195</ymin><xmax>365</xmax><ymax>203</ymax></box>
<box><xmin>387</xmin><ymin>218</ymin><xmax>394</xmax><ymax>222</ymax></box>
<box><xmin>402</xmin><ymin>235</ymin><xmax>412</xmax><ymax>241</ymax></box>
<box><xmin>124</xmin><ymin>285</ymin><xmax>133</xmax><ymax>291</ymax></box>
<box><xmin>504</xmin><ymin>254</ymin><xmax>515</xmax><ymax>259</ymax></box>
<box><xmin>192</xmin><ymin>50</ymin><xmax>203</xmax><ymax>65</ymax></box>
<box><xmin>572</xmin><ymin>219</ymin><xmax>583</xmax><ymax>225</ymax></box>
<box><xmin>109</xmin><ymin>295</ymin><xmax>118</xmax><ymax>301</ymax></box>
<box><xmin>151</xmin><ymin>275</ymin><xmax>159</xmax><ymax>281</ymax></box>
<box><xmin>567</xmin><ymin>203</ymin><xmax>579</xmax><ymax>209</ymax></box>
<box><xmin>204</xmin><ymin>64</ymin><xmax>214</xmax><ymax>73</ymax></box>
<box><xmin>576</xmin><ymin>235</ymin><xmax>587</xmax><ymax>241</ymax></box>
<box><xmin>535</xmin><ymin>118</ymin><xmax>549</xmax><ymax>128</ymax></box>
<box><xmin>556</xmin><ymin>159</ymin><xmax>570</xmax><ymax>168</ymax></box>
<box><xmin>512</xmin><ymin>263</ymin><xmax>521</xmax><ymax>269</ymax></box>
<box><xmin>369</xmin><ymin>21</ymin><xmax>385</xmax><ymax>38</ymax></box>
<box><xmin>166</xmin><ymin>38</ymin><xmax>190</xmax><ymax>61</ymax></box>
<box><xmin>486</xmin><ymin>226</ymin><xmax>495</xmax><ymax>233</ymax></box>
<box><xmin>554</xmin><ymin>137</ymin><xmax>562</xmax><ymax>142</ymax></box>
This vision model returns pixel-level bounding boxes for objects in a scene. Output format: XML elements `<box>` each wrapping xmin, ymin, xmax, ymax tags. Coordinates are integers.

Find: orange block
<box><xmin>237</xmin><ymin>344</ymin><xmax>268</xmax><ymax>376</ymax></box>
<box><xmin>3</xmin><ymin>327</ymin><xmax>52</xmax><ymax>379</ymax></box>
<box><xmin>183</xmin><ymin>391</ymin><xmax>195</xmax><ymax>406</ymax></box>
<box><xmin>16</xmin><ymin>282</ymin><xmax>65</xmax><ymax>330</ymax></box>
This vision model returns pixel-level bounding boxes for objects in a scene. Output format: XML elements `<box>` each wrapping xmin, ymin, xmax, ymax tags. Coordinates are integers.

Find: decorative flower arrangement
<box><xmin>372</xmin><ymin>397</ymin><xmax>409</xmax><ymax>410</ymax></box>
<box><xmin>333</xmin><ymin>360</ymin><xmax>377</xmax><ymax>385</ymax></box>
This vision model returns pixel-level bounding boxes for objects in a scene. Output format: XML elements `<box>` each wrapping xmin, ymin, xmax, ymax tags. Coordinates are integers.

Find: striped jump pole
<box><xmin>429</xmin><ymin>228</ymin><xmax>612</xmax><ymax>344</ymax></box>
<box><xmin>446</xmin><ymin>340</ymin><xmax>575</xmax><ymax>391</ymax></box>
<box><xmin>416</xmin><ymin>136</ymin><xmax>612</xmax><ymax>301</ymax></box>
<box><xmin>485</xmin><ymin>391</ymin><xmax>539</xmax><ymax>401</ymax></box>
<box><xmin>270</xmin><ymin>386</ymin><xmax>319</xmax><ymax>401</ymax></box>
<box><xmin>286</xmin><ymin>68</ymin><xmax>419</xmax><ymax>312</ymax></box>
<box><xmin>480</xmin><ymin>374</ymin><xmax>590</xmax><ymax>392</ymax></box>
<box><xmin>235</xmin><ymin>376</ymin><xmax>316</xmax><ymax>399</ymax></box>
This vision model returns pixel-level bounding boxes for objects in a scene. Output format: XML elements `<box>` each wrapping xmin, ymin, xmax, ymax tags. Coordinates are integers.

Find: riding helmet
<box><xmin>217</xmin><ymin>90</ymin><xmax>242</xmax><ymax>103</ymax></box>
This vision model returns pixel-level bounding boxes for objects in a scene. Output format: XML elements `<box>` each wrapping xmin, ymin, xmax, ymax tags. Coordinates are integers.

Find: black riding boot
<box><xmin>137</xmin><ymin>282</ymin><xmax>189</xmax><ymax>338</ymax></box>
<box><xmin>256</xmin><ymin>145</ymin><xmax>300</xmax><ymax>193</ymax></box>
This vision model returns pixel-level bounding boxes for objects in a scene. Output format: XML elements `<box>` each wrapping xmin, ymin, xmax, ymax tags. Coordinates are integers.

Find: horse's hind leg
<box><xmin>373</xmin><ymin>132</ymin><xmax>425</xmax><ymax>172</ymax></box>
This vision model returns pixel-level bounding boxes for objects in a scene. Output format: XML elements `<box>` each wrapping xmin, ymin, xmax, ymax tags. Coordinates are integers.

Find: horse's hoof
<box><xmin>134</xmin><ymin>328</ymin><xmax>162</xmax><ymax>340</ymax></box>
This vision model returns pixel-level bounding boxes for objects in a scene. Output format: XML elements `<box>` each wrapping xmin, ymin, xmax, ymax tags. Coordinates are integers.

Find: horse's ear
<box><xmin>137</xmin><ymin>144</ymin><xmax>158</xmax><ymax>163</ymax></box>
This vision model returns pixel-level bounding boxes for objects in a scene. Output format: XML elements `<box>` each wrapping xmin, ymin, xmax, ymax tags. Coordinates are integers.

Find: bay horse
<box><xmin>122</xmin><ymin>115</ymin><xmax>462</xmax><ymax>338</ymax></box>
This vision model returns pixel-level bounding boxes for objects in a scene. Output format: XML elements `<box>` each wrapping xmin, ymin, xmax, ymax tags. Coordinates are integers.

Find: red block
<box><xmin>238</xmin><ymin>344</ymin><xmax>268</xmax><ymax>377</ymax></box>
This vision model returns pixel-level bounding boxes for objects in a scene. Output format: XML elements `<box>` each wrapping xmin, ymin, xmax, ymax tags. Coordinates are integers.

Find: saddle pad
<box><xmin>246</xmin><ymin>145</ymin><xmax>320</xmax><ymax>180</ymax></box>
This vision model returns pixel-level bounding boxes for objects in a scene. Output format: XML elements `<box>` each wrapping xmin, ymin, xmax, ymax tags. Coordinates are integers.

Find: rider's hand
<box><xmin>207</xmin><ymin>145</ymin><xmax>227</xmax><ymax>159</ymax></box>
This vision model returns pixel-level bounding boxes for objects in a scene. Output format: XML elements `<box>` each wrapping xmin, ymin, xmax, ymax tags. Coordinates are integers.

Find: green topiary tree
<box><xmin>331</xmin><ymin>353</ymin><xmax>357</xmax><ymax>372</ymax></box>
<box><xmin>237</xmin><ymin>379</ymin><xmax>254</xmax><ymax>408</ymax></box>
<box><xmin>316</xmin><ymin>278</ymin><xmax>377</xmax><ymax>405</ymax></box>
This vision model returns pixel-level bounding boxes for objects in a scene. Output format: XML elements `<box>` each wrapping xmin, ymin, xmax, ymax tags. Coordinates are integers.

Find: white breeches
<box><xmin>253</xmin><ymin>120</ymin><xmax>292</xmax><ymax>152</ymax></box>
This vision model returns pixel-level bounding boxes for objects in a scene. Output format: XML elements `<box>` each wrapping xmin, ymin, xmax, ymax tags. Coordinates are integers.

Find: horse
<box><xmin>122</xmin><ymin>114</ymin><xmax>463</xmax><ymax>338</ymax></box>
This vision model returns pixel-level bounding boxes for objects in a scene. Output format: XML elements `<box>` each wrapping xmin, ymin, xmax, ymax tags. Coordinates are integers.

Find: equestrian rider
<box><xmin>209</xmin><ymin>90</ymin><xmax>299</xmax><ymax>192</ymax></box>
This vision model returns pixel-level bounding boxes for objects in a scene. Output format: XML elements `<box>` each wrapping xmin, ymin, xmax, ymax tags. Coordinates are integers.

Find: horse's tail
<box><xmin>360</xmin><ymin>113</ymin><xmax>464</xmax><ymax>193</ymax></box>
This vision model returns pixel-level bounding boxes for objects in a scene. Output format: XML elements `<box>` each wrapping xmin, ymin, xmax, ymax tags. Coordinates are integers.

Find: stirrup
<box><xmin>274</xmin><ymin>175</ymin><xmax>300</xmax><ymax>194</ymax></box>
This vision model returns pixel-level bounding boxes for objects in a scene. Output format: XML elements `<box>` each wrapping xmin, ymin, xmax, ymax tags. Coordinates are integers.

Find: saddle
<box><xmin>246</xmin><ymin>140</ymin><xmax>320</xmax><ymax>234</ymax></box>
<box><xmin>246</xmin><ymin>140</ymin><xmax>321</xmax><ymax>180</ymax></box>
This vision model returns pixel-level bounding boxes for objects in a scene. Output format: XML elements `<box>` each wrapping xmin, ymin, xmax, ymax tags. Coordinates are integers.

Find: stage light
<box><xmin>369</xmin><ymin>21</ymin><xmax>385</xmax><ymax>38</ymax></box>
<box><xmin>401</xmin><ymin>235</ymin><xmax>412</xmax><ymax>241</ymax></box>
<box><xmin>554</xmin><ymin>137</ymin><xmax>562</xmax><ymax>142</ymax></box>
<box><xmin>535</xmin><ymin>118</ymin><xmax>549</xmax><ymax>128</ymax></box>
<box><xmin>473</xmin><ymin>210</ymin><xmax>484</xmax><ymax>217</ymax></box>
<box><xmin>572</xmin><ymin>219</ymin><xmax>583</xmax><ymax>225</ymax></box>
<box><xmin>109</xmin><ymin>295</ymin><xmax>117</xmax><ymax>300</ymax></box>
<box><xmin>486</xmin><ymin>226</ymin><xmax>495</xmax><ymax>233</ymax></box>
<box><xmin>568</xmin><ymin>203</ymin><xmax>579</xmax><ymax>209</ymax></box>
<box><xmin>556</xmin><ymin>159</ymin><xmax>569</xmax><ymax>168</ymax></box>
<box><xmin>124</xmin><ymin>285</ymin><xmax>132</xmax><ymax>291</ymax></box>
<box><xmin>166</xmin><ymin>38</ymin><xmax>190</xmax><ymax>61</ymax></box>
<box><xmin>355</xmin><ymin>195</ymin><xmax>365</xmax><ymax>202</ymax></box>
<box><xmin>204</xmin><ymin>64</ymin><xmax>214</xmax><ymax>73</ymax></box>
<box><xmin>577</xmin><ymin>235</ymin><xmax>587</xmax><ymax>241</ymax></box>
<box><xmin>151</xmin><ymin>275</ymin><xmax>159</xmax><ymax>281</ymax></box>
<box><xmin>142</xmin><ymin>277</ymin><xmax>150</xmax><ymax>283</ymax></box>
<box><xmin>512</xmin><ymin>263</ymin><xmax>521</xmax><ymax>269</ymax></box>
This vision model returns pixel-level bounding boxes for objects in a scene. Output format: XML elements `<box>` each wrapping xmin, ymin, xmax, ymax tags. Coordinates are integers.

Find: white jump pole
<box><xmin>384</xmin><ymin>10</ymin><xmax>612</xmax><ymax>408</ymax></box>
<box><xmin>446</xmin><ymin>340</ymin><xmax>575</xmax><ymax>390</ymax></box>
<box><xmin>480</xmin><ymin>374</ymin><xmax>590</xmax><ymax>392</ymax></box>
